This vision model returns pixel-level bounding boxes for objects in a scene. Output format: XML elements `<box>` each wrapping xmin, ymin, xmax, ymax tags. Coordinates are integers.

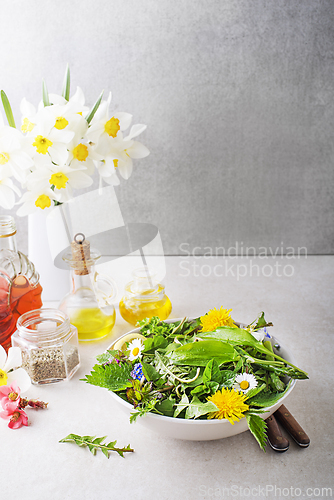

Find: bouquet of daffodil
<box><xmin>0</xmin><ymin>66</ymin><xmax>149</xmax><ymax>214</ymax></box>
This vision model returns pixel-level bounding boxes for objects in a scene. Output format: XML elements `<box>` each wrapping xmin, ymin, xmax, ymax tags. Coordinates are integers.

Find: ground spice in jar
<box><xmin>22</xmin><ymin>345</ymin><xmax>80</xmax><ymax>384</ymax></box>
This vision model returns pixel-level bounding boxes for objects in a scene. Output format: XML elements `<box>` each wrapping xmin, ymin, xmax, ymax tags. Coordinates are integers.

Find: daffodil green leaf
<box><xmin>1</xmin><ymin>91</ymin><xmax>16</xmax><ymax>128</ymax></box>
<box><xmin>85</xmin><ymin>90</ymin><xmax>104</xmax><ymax>124</ymax></box>
<box><xmin>246</xmin><ymin>414</ymin><xmax>267</xmax><ymax>451</ymax></box>
<box><xmin>62</xmin><ymin>64</ymin><xmax>71</xmax><ymax>101</ymax></box>
<box><xmin>59</xmin><ymin>434</ymin><xmax>134</xmax><ymax>458</ymax></box>
<box><xmin>42</xmin><ymin>80</ymin><xmax>50</xmax><ymax>107</ymax></box>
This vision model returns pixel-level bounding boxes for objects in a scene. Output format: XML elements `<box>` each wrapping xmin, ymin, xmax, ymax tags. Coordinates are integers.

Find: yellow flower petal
<box><xmin>207</xmin><ymin>388</ymin><xmax>249</xmax><ymax>424</ymax></box>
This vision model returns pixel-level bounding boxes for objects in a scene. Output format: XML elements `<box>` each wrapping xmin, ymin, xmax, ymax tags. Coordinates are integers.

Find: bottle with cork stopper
<box><xmin>59</xmin><ymin>233</ymin><xmax>117</xmax><ymax>341</ymax></box>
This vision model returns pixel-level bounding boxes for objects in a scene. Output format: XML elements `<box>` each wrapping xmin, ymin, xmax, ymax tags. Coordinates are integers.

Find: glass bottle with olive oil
<box><xmin>59</xmin><ymin>234</ymin><xmax>116</xmax><ymax>341</ymax></box>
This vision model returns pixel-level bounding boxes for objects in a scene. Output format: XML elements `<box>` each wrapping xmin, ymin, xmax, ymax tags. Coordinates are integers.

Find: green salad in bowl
<box><xmin>83</xmin><ymin>307</ymin><xmax>308</xmax><ymax>449</ymax></box>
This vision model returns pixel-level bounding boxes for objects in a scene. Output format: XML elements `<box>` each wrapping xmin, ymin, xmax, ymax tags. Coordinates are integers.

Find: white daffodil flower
<box><xmin>0</xmin><ymin>168</ymin><xmax>21</xmax><ymax>209</ymax></box>
<box><xmin>25</xmin><ymin>163</ymin><xmax>93</xmax><ymax>204</ymax></box>
<box><xmin>0</xmin><ymin>345</ymin><xmax>31</xmax><ymax>393</ymax></box>
<box><xmin>107</xmin><ymin>126</ymin><xmax>150</xmax><ymax>180</ymax></box>
<box><xmin>16</xmin><ymin>184</ymin><xmax>59</xmax><ymax>216</ymax></box>
<box><xmin>86</xmin><ymin>92</ymin><xmax>132</xmax><ymax>144</ymax></box>
<box><xmin>49</xmin><ymin>86</ymin><xmax>89</xmax><ymax>116</ymax></box>
<box><xmin>0</xmin><ymin>126</ymin><xmax>34</xmax><ymax>183</ymax></box>
<box><xmin>27</xmin><ymin>106</ymin><xmax>74</xmax><ymax>167</ymax></box>
<box><xmin>67</xmin><ymin>123</ymin><xmax>101</xmax><ymax>175</ymax></box>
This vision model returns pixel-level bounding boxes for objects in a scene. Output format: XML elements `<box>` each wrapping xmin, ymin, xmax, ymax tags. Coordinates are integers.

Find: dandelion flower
<box><xmin>200</xmin><ymin>306</ymin><xmax>236</xmax><ymax>332</ymax></box>
<box><xmin>127</xmin><ymin>339</ymin><xmax>144</xmax><ymax>361</ymax></box>
<box><xmin>207</xmin><ymin>388</ymin><xmax>249</xmax><ymax>425</ymax></box>
<box><xmin>233</xmin><ymin>373</ymin><xmax>258</xmax><ymax>394</ymax></box>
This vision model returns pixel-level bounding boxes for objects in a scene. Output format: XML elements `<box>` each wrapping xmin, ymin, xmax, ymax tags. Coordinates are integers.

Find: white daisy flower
<box><xmin>127</xmin><ymin>338</ymin><xmax>144</xmax><ymax>361</ymax></box>
<box><xmin>0</xmin><ymin>345</ymin><xmax>31</xmax><ymax>392</ymax></box>
<box><xmin>233</xmin><ymin>373</ymin><xmax>258</xmax><ymax>394</ymax></box>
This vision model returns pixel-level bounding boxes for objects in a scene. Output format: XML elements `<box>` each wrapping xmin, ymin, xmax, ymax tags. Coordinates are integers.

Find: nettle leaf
<box><xmin>245</xmin><ymin>383</ymin><xmax>266</xmax><ymax>401</ymax></box>
<box><xmin>185</xmin><ymin>396</ymin><xmax>218</xmax><ymax>420</ymax></box>
<box><xmin>247</xmin><ymin>383</ymin><xmax>290</xmax><ymax>408</ymax></box>
<box><xmin>246</xmin><ymin>414</ymin><xmax>267</xmax><ymax>451</ymax></box>
<box><xmin>59</xmin><ymin>434</ymin><xmax>134</xmax><ymax>458</ymax></box>
<box><xmin>81</xmin><ymin>362</ymin><xmax>132</xmax><ymax>392</ymax></box>
<box><xmin>203</xmin><ymin>359</ymin><xmax>222</xmax><ymax>384</ymax></box>
<box><xmin>96</xmin><ymin>349</ymin><xmax>120</xmax><ymax>364</ymax></box>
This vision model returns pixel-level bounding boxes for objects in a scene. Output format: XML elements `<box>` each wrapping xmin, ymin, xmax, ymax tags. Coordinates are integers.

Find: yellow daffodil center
<box><xmin>33</xmin><ymin>135</ymin><xmax>53</xmax><ymax>154</ymax></box>
<box><xmin>132</xmin><ymin>347</ymin><xmax>140</xmax><ymax>357</ymax></box>
<box><xmin>55</xmin><ymin>117</ymin><xmax>69</xmax><ymax>130</ymax></box>
<box><xmin>50</xmin><ymin>173</ymin><xmax>69</xmax><ymax>190</ymax></box>
<box><xmin>240</xmin><ymin>380</ymin><xmax>250</xmax><ymax>390</ymax></box>
<box><xmin>104</xmin><ymin>117</ymin><xmax>120</xmax><ymax>138</ymax></box>
<box><xmin>113</xmin><ymin>159</ymin><xmax>118</xmax><ymax>168</ymax></box>
<box><xmin>21</xmin><ymin>118</ymin><xmax>35</xmax><ymax>133</ymax></box>
<box><xmin>73</xmin><ymin>143</ymin><xmax>89</xmax><ymax>162</ymax></box>
<box><xmin>35</xmin><ymin>194</ymin><xmax>51</xmax><ymax>210</ymax></box>
<box><xmin>0</xmin><ymin>152</ymin><xmax>10</xmax><ymax>165</ymax></box>
<box><xmin>0</xmin><ymin>369</ymin><xmax>8</xmax><ymax>386</ymax></box>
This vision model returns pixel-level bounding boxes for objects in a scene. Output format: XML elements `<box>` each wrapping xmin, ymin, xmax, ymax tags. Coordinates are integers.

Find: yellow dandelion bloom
<box><xmin>207</xmin><ymin>388</ymin><xmax>249</xmax><ymax>425</ymax></box>
<box><xmin>200</xmin><ymin>306</ymin><xmax>236</xmax><ymax>332</ymax></box>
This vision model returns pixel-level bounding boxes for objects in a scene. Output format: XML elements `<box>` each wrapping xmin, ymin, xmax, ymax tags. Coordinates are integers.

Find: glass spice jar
<box><xmin>11</xmin><ymin>308</ymin><xmax>80</xmax><ymax>385</ymax></box>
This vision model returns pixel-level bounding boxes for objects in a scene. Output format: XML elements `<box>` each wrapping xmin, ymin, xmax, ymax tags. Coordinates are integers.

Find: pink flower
<box><xmin>0</xmin><ymin>408</ymin><xmax>28</xmax><ymax>429</ymax></box>
<box><xmin>0</xmin><ymin>383</ymin><xmax>21</xmax><ymax>412</ymax></box>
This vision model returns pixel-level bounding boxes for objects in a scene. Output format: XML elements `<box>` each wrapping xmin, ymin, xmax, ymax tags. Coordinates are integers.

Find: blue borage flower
<box><xmin>264</xmin><ymin>327</ymin><xmax>271</xmax><ymax>339</ymax></box>
<box><xmin>130</xmin><ymin>363</ymin><xmax>146</xmax><ymax>382</ymax></box>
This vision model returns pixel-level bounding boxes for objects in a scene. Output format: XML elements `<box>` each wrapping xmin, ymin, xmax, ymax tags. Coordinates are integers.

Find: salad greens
<box><xmin>82</xmin><ymin>314</ymin><xmax>308</xmax><ymax>451</ymax></box>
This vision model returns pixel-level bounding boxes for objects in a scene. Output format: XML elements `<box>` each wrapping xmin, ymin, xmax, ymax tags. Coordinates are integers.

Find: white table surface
<box><xmin>1</xmin><ymin>256</ymin><xmax>333</xmax><ymax>500</ymax></box>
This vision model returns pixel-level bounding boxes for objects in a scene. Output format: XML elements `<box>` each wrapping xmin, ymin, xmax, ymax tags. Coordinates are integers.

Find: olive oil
<box><xmin>69</xmin><ymin>307</ymin><xmax>116</xmax><ymax>341</ymax></box>
<box><xmin>119</xmin><ymin>268</ymin><xmax>172</xmax><ymax>326</ymax></box>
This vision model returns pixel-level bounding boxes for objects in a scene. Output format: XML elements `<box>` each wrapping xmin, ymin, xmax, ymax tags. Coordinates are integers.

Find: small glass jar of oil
<box><xmin>119</xmin><ymin>267</ymin><xmax>172</xmax><ymax>326</ymax></box>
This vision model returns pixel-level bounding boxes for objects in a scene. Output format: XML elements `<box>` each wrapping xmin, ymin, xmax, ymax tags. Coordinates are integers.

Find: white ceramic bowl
<box><xmin>109</xmin><ymin>321</ymin><xmax>296</xmax><ymax>441</ymax></box>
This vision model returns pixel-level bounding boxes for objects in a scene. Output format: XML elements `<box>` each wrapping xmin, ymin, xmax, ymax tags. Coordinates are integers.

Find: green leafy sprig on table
<box><xmin>82</xmin><ymin>314</ymin><xmax>308</xmax><ymax>451</ymax></box>
<box><xmin>59</xmin><ymin>434</ymin><xmax>134</xmax><ymax>458</ymax></box>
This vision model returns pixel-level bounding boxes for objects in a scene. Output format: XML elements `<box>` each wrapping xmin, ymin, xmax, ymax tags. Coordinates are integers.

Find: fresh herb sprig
<box><xmin>59</xmin><ymin>434</ymin><xmax>134</xmax><ymax>458</ymax></box>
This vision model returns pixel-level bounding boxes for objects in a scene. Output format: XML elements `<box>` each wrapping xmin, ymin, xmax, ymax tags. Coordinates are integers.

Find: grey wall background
<box><xmin>1</xmin><ymin>0</ymin><xmax>333</xmax><ymax>255</ymax></box>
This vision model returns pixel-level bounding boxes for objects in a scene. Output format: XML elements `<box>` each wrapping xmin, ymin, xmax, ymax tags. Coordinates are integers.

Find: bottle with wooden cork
<box><xmin>59</xmin><ymin>233</ymin><xmax>117</xmax><ymax>341</ymax></box>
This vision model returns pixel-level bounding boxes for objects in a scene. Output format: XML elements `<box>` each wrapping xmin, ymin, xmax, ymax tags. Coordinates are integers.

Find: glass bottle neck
<box><xmin>0</xmin><ymin>216</ymin><xmax>17</xmax><ymax>252</ymax></box>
